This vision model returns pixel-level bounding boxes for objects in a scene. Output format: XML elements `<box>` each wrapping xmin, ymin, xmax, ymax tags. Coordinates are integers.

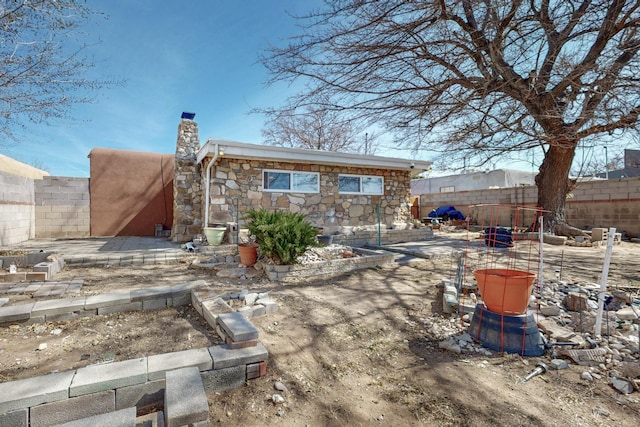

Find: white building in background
<box><xmin>411</xmin><ymin>169</ymin><xmax>536</xmax><ymax>195</ymax></box>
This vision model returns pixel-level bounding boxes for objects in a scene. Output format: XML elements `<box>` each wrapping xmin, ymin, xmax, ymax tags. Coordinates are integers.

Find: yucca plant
<box><xmin>245</xmin><ymin>208</ymin><xmax>319</xmax><ymax>265</ymax></box>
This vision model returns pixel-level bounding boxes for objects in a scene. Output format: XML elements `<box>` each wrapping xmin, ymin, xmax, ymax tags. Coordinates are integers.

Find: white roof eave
<box><xmin>197</xmin><ymin>138</ymin><xmax>431</xmax><ymax>177</ymax></box>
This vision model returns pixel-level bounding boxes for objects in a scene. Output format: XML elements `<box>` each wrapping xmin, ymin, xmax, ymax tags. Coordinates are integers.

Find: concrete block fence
<box><xmin>34</xmin><ymin>176</ymin><xmax>90</xmax><ymax>239</ymax></box>
<box><xmin>418</xmin><ymin>176</ymin><xmax>640</xmax><ymax>237</ymax></box>
<box><xmin>0</xmin><ymin>280</ymin><xmax>271</xmax><ymax>427</ymax></box>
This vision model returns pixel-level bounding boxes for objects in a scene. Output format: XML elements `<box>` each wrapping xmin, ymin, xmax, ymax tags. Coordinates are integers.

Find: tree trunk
<box><xmin>535</xmin><ymin>143</ymin><xmax>584</xmax><ymax>235</ymax></box>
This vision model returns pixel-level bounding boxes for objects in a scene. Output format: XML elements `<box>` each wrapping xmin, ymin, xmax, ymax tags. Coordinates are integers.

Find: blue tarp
<box><xmin>428</xmin><ymin>205</ymin><xmax>465</xmax><ymax>220</ymax></box>
<box><xmin>484</xmin><ymin>227</ymin><xmax>513</xmax><ymax>248</ymax></box>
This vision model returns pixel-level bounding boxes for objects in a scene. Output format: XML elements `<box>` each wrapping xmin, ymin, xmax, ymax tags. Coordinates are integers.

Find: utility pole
<box><xmin>364</xmin><ymin>133</ymin><xmax>368</xmax><ymax>155</ymax></box>
<box><xmin>604</xmin><ymin>146</ymin><xmax>609</xmax><ymax>179</ymax></box>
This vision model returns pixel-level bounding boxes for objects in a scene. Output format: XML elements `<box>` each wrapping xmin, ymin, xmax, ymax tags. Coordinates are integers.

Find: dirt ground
<box><xmin>1</xmin><ymin>236</ymin><xmax>639</xmax><ymax>426</ymax></box>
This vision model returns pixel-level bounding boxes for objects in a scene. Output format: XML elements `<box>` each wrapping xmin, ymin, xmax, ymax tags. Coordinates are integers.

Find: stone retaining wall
<box><xmin>332</xmin><ymin>227</ymin><xmax>433</xmax><ymax>247</ymax></box>
<box><xmin>263</xmin><ymin>247</ymin><xmax>396</xmax><ymax>282</ymax></box>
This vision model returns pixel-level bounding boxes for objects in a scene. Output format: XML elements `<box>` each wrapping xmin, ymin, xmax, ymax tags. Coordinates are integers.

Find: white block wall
<box><xmin>0</xmin><ymin>171</ymin><xmax>36</xmax><ymax>246</ymax></box>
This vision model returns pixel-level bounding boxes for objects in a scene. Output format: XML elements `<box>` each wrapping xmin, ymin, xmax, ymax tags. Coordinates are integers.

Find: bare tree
<box><xmin>260</xmin><ymin>99</ymin><xmax>377</xmax><ymax>154</ymax></box>
<box><xmin>0</xmin><ymin>1</ymin><xmax>117</xmax><ymax>143</ymax></box>
<box><xmin>262</xmin><ymin>1</ymin><xmax>640</xmax><ymax>235</ymax></box>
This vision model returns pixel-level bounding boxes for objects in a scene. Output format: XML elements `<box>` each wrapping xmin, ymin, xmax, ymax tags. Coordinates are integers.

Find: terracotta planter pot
<box><xmin>473</xmin><ymin>268</ymin><xmax>536</xmax><ymax>315</ymax></box>
<box><xmin>238</xmin><ymin>243</ymin><xmax>258</xmax><ymax>266</ymax></box>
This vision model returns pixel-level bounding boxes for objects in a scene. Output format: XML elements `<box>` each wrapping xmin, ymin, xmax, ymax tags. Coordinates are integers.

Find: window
<box><xmin>440</xmin><ymin>186</ymin><xmax>455</xmax><ymax>193</ymax></box>
<box><xmin>338</xmin><ymin>174</ymin><xmax>383</xmax><ymax>195</ymax></box>
<box><xmin>263</xmin><ymin>170</ymin><xmax>319</xmax><ymax>193</ymax></box>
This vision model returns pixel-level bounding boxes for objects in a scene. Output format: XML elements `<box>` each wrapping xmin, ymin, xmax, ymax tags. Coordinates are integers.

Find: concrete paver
<box><xmin>70</xmin><ymin>357</ymin><xmax>147</xmax><ymax>397</ymax></box>
<box><xmin>147</xmin><ymin>348</ymin><xmax>213</xmax><ymax>381</ymax></box>
<box><xmin>0</xmin><ymin>370</ymin><xmax>75</xmax><ymax>413</ymax></box>
<box><xmin>164</xmin><ymin>367</ymin><xmax>209</xmax><ymax>427</ymax></box>
<box><xmin>209</xmin><ymin>342</ymin><xmax>268</xmax><ymax>370</ymax></box>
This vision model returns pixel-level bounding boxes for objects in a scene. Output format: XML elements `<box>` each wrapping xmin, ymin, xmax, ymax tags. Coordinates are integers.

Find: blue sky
<box><xmin>2</xmin><ymin>1</ymin><xmax>621</xmax><ymax>178</ymax></box>
<box><xmin>5</xmin><ymin>0</ymin><xmax>331</xmax><ymax>177</ymax></box>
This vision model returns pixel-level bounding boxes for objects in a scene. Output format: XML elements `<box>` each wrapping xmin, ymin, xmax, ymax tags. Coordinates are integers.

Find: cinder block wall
<box><xmin>418</xmin><ymin>177</ymin><xmax>640</xmax><ymax>237</ymax></box>
<box><xmin>35</xmin><ymin>177</ymin><xmax>90</xmax><ymax>239</ymax></box>
<box><xmin>0</xmin><ymin>171</ymin><xmax>36</xmax><ymax>246</ymax></box>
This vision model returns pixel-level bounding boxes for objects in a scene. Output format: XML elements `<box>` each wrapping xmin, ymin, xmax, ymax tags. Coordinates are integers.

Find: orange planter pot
<box><xmin>238</xmin><ymin>243</ymin><xmax>258</xmax><ymax>266</ymax></box>
<box><xmin>473</xmin><ymin>269</ymin><xmax>536</xmax><ymax>315</ymax></box>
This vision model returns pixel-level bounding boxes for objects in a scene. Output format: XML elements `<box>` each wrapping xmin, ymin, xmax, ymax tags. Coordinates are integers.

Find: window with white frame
<box><xmin>440</xmin><ymin>186</ymin><xmax>455</xmax><ymax>193</ymax></box>
<box><xmin>262</xmin><ymin>170</ymin><xmax>319</xmax><ymax>193</ymax></box>
<box><xmin>338</xmin><ymin>174</ymin><xmax>384</xmax><ymax>195</ymax></box>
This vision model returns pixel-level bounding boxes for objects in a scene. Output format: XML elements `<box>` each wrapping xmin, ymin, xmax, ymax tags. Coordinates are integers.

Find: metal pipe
<box><xmin>204</xmin><ymin>143</ymin><xmax>219</xmax><ymax>229</ymax></box>
<box><xmin>377</xmin><ymin>203</ymin><xmax>381</xmax><ymax>247</ymax></box>
<box><xmin>520</xmin><ymin>362</ymin><xmax>548</xmax><ymax>383</ymax></box>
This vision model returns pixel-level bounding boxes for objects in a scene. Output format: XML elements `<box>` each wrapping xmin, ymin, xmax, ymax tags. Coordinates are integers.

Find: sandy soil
<box><xmin>1</xmin><ymin>237</ymin><xmax>639</xmax><ymax>426</ymax></box>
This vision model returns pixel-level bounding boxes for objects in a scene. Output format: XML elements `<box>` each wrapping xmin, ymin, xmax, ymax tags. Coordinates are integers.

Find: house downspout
<box><xmin>204</xmin><ymin>142</ymin><xmax>219</xmax><ymax>229</ymax></box>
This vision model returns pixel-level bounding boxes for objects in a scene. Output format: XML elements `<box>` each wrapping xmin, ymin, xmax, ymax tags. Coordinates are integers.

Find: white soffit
<box><xmin>197</xmin><ymin>138</ymin><xmax>431</xmax><ymax>174</ymax></box>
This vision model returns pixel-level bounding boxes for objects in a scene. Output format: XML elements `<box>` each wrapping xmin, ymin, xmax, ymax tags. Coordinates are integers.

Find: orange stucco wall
<box><xmin>89</xmin><ymin>148</ymin><xmax>174</xmax><ymax>236</ymax></box>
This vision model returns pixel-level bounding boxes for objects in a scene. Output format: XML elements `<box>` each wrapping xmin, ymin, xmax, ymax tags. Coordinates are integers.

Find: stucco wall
<box><xmin>205</xmin><ymin>158</ymin><xmax>412</xmax><ymax>232</ymax></box>
<box><xmin>0</xmin><ymin>171</ymin><xmax>35</xmax><ymax>246</ymax></box>
<box><xmin>418</xmin><ymin>177</ymin><xmax>640</xmax><ymax>237</ymax></box>
<box><xmin>35</xmin><ymin>176</ymin><xmax>90</xmax><ymax>239</ymax></box>
<box><xmin>89</xmin><ymin>148</ymin><xmax>174</xmax><ymax>237</ymax></box>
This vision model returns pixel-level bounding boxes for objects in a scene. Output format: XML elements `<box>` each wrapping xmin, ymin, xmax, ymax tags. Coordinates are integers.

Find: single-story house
<box><xmin>195</xmin><ymin>138</ymin><xmax>431</xmax><ymax>234</ymax></box>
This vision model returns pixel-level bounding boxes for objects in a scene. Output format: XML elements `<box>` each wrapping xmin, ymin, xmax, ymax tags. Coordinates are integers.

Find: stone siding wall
<box><xmin>35</xmin><ymin>177</ymin><xmax>90</xmax><ymax>239</ymax></box>
<box><xmin>0</xmin><ymin>171</ymin><xmax>35</xmax><ymax>246</ymax></box>
<box><xmin>172</xmin><ymin>119</ymin><xmax>203</xmax><ymax>242</ymax></box>
<box><xmin>418</xmin><ymin>176</ymin><xmax>640</xmax><ymax>237</ymax></box>
<box><xmin>205</xmin><ymin>158</ymin><xmax>412</xmax><ymax>231</ymax></box>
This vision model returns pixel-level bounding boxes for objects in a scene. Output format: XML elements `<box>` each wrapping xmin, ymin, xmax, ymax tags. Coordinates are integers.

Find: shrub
<box><xmin>245</xmin><ymin>208</ymin><xmax>319</xmax><ymax>265</ymax></box>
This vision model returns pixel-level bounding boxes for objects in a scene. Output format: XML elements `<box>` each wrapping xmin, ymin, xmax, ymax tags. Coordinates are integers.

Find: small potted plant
<box><xmin>238</xmin><ymin>235</ymin><xmax>258</xmax><ymax>266</ymax></box>
<box><xmin>245</xmin><ymin>208</ymin><xmax>319</xmax><ymax>265</ymax></box>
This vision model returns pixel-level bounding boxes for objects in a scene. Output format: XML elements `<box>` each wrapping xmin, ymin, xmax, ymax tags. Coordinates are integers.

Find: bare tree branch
<box><xmin>0</xmin><ymin>0</ymin><xmax>122</xmax><ymax>144</ymax></box>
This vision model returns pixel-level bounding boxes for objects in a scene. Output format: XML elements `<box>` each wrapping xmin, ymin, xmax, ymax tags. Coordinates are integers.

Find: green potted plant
<box><xmin>245</xmin><ymin>208</ymin><xmax>319</xmax><ymax>265</ymax></box>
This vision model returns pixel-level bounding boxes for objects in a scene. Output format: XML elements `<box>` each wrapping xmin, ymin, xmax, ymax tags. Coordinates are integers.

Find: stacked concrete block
<box><xmin>591</xmin><ymin>228</ymin><xmax>608</xmax><ymax>242</ymax></box>
<box><xmin>0</xmin><ymin>303</ymin><xmax>33</xmax><ymax>324</ymax></box>
<box><xmin>30</xmin><ymin>390</ymin><xmax>115</xmax><ymax>427</ymax></box>
<box><xmin>51</xmin><ymin>406</ymin><xmax>136</xmax><ymax>427</ymax></box>
<box><xmin>246</xmin><ymin>361</ymin><xmax>267</xmax><ymax>380</ymax></box>
<box><xmin>209</xmin><ymin>343</ymin><xmax>268</xmax><ymax>370</ymax></box>
<box><xmin>0</xmin><ymin>371</ymin><xmax>75</xmax><ymax>413</ymax></box>
<box><xmin>132</xmin><ymin>287</ymin><xmax>173</xmax><ymax>311</ymax></box>
<box><xmin>0</xmin><ymin>281</ymin><xmax>205</xmax><ymax>325</ymax></box>
<box><xmin>201</xmin><ymin>297</ymin><xmax>233</xmax><ymax>329</ymax></box>
<box><xmin>0</xmin><ymin>278</ymin><xmax>272</xmax><ymax>425</ymax></box>
<box><xmin>148</xmin><ymin>348</ymin><xmax>213</xmax><ymax>381</ymax></box>
<box><xmin>217</xmin><ymin>312</ymin><xmax>259</xmax><ymax>349</ymax></box>
<box><xmin>85</xmin><ymin>291</ymin><xmax>136</xmax><ymax>315</ymax></box>
<box><xmin>32</xmin><ymin>257</ymin><xmax>65</xmax><ymax>280</ymax></box>
<box><xmin>70</xmin><ymin>358</ymin><xmax>147</xmax><ymax>397</ymax></box>
<box><xmin>201</xmin><ymin>365</ymin><xmax>247</xmax><ymax>393</ymax></box>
